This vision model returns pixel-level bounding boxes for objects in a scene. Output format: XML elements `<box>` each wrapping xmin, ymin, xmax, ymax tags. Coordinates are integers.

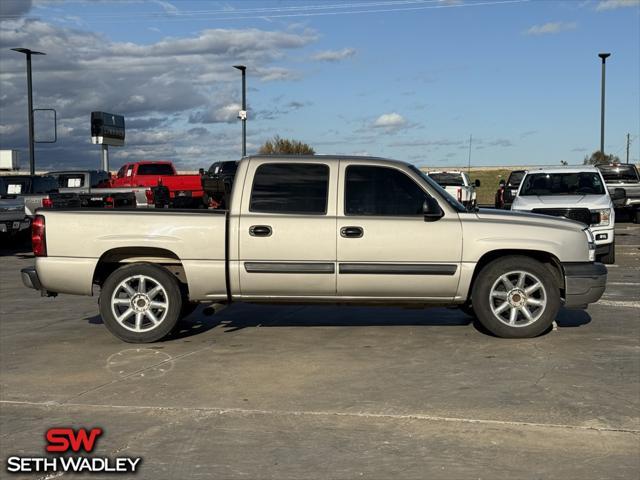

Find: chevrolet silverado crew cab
<box><xmin>22</xmin><ymin>155</ymin><xmax>606</xmax><ymax>343</ymax></box>
<box><xmin>510</xmin><ymin>167</ymin><xmax>618</xmax><ymax>264</ymax></box>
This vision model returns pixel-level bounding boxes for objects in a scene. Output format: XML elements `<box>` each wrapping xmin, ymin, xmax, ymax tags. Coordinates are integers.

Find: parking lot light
<box><xmin>598</xmin><ymin>53</ymin><xmax>611</xmax><ymax>157</ymax></box>
<box><xmin>233</xmin><ymin>65</ymin><xmax>247</xmax><ymax>157</ymax></box>
<box><xmin>11</xmin><ymin>48</ymin><xmax>46</xmax><ymax>176</ymax></box>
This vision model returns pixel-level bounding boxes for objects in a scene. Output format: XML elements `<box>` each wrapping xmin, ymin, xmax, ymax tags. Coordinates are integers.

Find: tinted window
<box><xmin>32</xmin><ymin>176</ymin><xmax>58</xmax><ymax>193</ymax></box>
<box><xmin>58</xmin><ymin>174</ymin><xmax>85</xmax><ymax>188</ymax></box>
<box><xmin>345</xmin><ymin>166</ymin><xmax>425</xmax><ymax>216</ymax></box>
<box><xmin>520</xmin><ymin>172</ymin><xmax>605</xmax><ymax>196</ymax></box>
<box><xmin>0</xmin><ymin>176</ymin><xmax>30</xmax><ymax>195</ymax></box>
<box><xmin>598</xmin><ymin>165</ymin><xmax>640</xmax><ymax>183</ymax></box>
<box><xmin>428</xmin><ymin>172</ymin><xmax>464</xmax><ymax>187</ymax></box>
<box><xmin>91</xmin><ymin>171</ymin><xmax>110</xmax><ymax>187</ymax></box>
<box><xmin>250</xmin><ymin>163</ymin><xmax>329</xmax><ymax>214</ymax></box>
<box><xmin>137</xmin><ymin>164</ymin><xmax>174</xmax><ymax>176</ymax></box>
<box><xmin>507</xmin><ymin>171</ymin><xmax>525</xmax><ymax>187</ymax></box>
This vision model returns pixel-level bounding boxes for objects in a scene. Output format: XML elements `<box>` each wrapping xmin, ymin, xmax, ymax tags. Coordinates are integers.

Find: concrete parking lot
<box><xmin>1</xmin><ymin>225</ymin><xmax>639</xmax><ymax>479</ymax></box>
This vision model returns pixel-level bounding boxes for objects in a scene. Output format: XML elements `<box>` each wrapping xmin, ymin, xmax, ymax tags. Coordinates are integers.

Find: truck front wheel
<box><xmin>471</xmin><ymin>256</ymin><xmax>560</xmax><ymax>338</ymax></box>
<box><xmin>99</xmin><ymin>263</ymin><xmax>183</xmax><ymax>343</ymax></box>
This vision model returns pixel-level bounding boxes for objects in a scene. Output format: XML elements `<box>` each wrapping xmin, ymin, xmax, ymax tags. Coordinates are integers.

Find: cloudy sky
<box><xmin>0</xmin><ymin>0</ymin><xmax>638</xmax><ymax>171</ymax></box>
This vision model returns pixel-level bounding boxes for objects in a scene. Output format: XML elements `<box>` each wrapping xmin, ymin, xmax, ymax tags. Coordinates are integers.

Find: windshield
<box><xmin>137</xmin><ymin>164</ymin><xmax>175</xmax><ymax>176</ymax></box>
<box><xmin>598</xmin><ymin>165</ymin><xmax>640</xmax><ymax>183</ymax></box>
<box><xmin>507</xmin><ymin>171</ymin><xmax>525</xmax><ymax>187</ymax></box>
<box><xmin>520</xmin><ymin>172</ymin><xmax>606</xmax><ymax>196</ymax></box>
<box><xmin>428</xmin><ymin>172</ymin><xmax>464</xmax><ymax>187</ymax></box>
<box><xmin>409</xmin><ymin>166</ymin><xmax>466</xmax><ymax>212</ymax></box>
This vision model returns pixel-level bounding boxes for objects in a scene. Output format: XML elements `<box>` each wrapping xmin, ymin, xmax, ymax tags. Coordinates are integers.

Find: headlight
<box><xmin>584</xmin><ymin>228</ymin><xmax>596</xmax><ymax>261</ymax></box>
<box><xmin>591</xmin><ymin>208</ymin><xmax>611</xmax><ymax>226</ymax></box>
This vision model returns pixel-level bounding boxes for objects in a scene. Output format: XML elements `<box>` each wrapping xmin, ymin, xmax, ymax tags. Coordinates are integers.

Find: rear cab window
<box><xmin>136</xmin><ymin>164</ymin><xmax>175</xmax><ymax>176</ymax></box>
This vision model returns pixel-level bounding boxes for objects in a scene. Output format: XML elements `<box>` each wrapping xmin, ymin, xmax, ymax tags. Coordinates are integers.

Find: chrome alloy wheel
<box><xmin>489</xmin><ymin>271</ymin><xmax>547</xmax><ymax>328</ymax></box>
<box><xmin>110</xmin><ymin>275</ymin><xmax>169</xmax><ymax>332</ymax></box>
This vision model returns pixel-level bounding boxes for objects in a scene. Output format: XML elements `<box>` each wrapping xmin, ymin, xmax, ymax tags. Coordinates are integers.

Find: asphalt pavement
<box><xmin>1</xmin><ymin>225</ymin><xmax>639</xmax><ymax>479</ymax></box>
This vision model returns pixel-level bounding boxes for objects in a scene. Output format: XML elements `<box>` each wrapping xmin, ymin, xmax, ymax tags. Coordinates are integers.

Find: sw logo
<box><xmin>46</xmin><ymin>427</ymin><xmax>103</xmax><ymax>453</ymax></box>
<box><xmin>5</xmin><ymin>427</ymin><xmax>142</xmax><ymax>475</ymax></box>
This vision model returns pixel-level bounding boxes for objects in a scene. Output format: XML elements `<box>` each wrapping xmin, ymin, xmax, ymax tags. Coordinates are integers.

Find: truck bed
<box><xmin>35</xmin><ymin>209</ymin><xmax>227</xmax><ymax>301</ymax></box>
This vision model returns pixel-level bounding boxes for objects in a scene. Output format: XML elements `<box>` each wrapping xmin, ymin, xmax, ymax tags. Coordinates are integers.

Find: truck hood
<box><xmin>474</xmin><ymin>208</ymin><xmax>585</xmax><ymax>232</ymax></box>
<box><xmin>512</xmin><ymin>194</ymin><xmax>611</xmax><ymax>209</ymax></box>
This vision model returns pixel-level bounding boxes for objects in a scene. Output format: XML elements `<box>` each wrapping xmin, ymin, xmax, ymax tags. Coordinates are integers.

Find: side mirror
<box><xmin>474</xmin><ymin>179</ymin><xmax>481</xmax><ymax>187</ymax></box>
<box><xmin>423</xmin><ymin>197</ymin><xmax>444</xmax><ymax>222</ymax></box>
<box><xmin>612</xmin><ymin>187</ymin><xmax>626</xmax><ymax>201</ymax></box>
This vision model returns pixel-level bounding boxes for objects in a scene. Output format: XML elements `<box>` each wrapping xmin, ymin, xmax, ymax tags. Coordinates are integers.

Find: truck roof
<box><xmin>127</xmin><ymin>160</ymin><xmax>174</xmax><ymax>165</ymax></box>
<box><xmin>244</xmin><ymin>154</ymin><xmax>411</xmax><ymax>167</ymax></box>
<box><xmin>523</xmin><ymin>166</ymin><xmax>600</xmax><ymax>174</ymax></box>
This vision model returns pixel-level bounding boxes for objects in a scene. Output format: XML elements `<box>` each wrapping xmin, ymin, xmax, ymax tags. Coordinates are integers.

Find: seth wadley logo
<box><xmin>5</xmin><ymin>427</ymin><xmax>142</xmax><ymax>474</ymax></box>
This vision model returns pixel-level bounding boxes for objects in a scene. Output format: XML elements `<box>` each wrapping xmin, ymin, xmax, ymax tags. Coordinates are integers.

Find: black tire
<box><xmin>597</xmin><ymin>241</ymin><xmax>615</xmax><ymax>264</ymax></box>
<box><xmin>99</xmin><ymin>263</ymin><xmax>182</xmax><ymax>343</ymax></box>
<box><xmin>471</xmin><ymin>256</ymin><xmax>560</xmax><ymax>338</ymax></box>
<box><xmin>634</xmin><ymin>208</ymin><xmax>640</xmax><ymax>224</ymax></box>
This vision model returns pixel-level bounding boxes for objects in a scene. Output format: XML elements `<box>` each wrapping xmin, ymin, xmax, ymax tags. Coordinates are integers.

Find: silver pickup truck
<box><xmin>22</xmin><ymin>155</ymin><xmax>607</xmax><ymax>342</ymax></box>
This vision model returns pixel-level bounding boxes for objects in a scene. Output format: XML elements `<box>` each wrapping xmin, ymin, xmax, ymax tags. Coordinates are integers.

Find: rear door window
<box><xmin>250</xmin><ymin>163</ymin><xmax>329</xmax><ymax>214</ymax></box>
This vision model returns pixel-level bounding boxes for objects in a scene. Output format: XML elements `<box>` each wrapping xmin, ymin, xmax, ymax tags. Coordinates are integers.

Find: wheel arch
<box><xmin>467</xmin><ymin>249</ymin><xmax>564</xmax><ymax>302</ymax></box>
<box><xmin>93</xmin><ymin>247</ymin><xmax>187</xmax><ymax>291</ymax></box>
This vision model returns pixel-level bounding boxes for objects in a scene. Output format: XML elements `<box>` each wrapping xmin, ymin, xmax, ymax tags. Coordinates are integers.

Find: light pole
<box><xmin>598</xmin><ymin>53</ymin><xmax>611</xmax><ymax>157</ymax></box>
<box><xmin>11</xmin><ymin>48</ymin><xmax>45</xmax><ymax>176</ymax></box>
<box><xmin>233</xmin><ymin>65</ymin><xmax>247</xmax><ymax>157</ymax></box>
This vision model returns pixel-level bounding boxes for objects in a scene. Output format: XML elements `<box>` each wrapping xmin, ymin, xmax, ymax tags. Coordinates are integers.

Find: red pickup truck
<box><xmin>110</xmin><ymin>161</ymin><xmax>204</xmax><ymax>206</ymax></box>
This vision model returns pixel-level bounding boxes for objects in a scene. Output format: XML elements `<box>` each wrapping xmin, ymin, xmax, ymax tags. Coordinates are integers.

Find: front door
<box><xmin>337</xmin><ymin>164</ymin><xmax>462</xmax><ymax>300</ymax></box>
<box><xmin>238</xmin><ymin>160</ymin><xmax>337</xmax><ymax>297</ymax></box>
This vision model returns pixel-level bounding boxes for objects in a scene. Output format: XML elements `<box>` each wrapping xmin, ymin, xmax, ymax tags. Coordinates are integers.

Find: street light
<box><xmin>598</xmin><ymin>53</ymin><xmax>611</xmax><ymax>157</ymax></box>
<box><xmin>11</xmin><ymin>48</ymin><xmax>46</xmax><ymax>176</ymax></box>
<box><xmin>233</xmin><ymin>65</ymin><xmax>247</xmax><ymax>157</ymax></box>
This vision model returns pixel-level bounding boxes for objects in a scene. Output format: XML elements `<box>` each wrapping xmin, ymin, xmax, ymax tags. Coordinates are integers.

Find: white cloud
<box><xmin>525</xmin><ymin>21</ymin><xmax>577</xmax><ymax>36</ymax></box>
<box><xmin>596</xmin><ymin>0</ymin><xmax>640</xmax><ymax>10</ymax></box>
<box><xmin>372</xmin><ymin>113</ymin><xmax>407</xmax><ymax>130</ymax></box>
<box><xmin>312</xmin><ymin>47</ymin><xmax>357</xmax><ymax>62</ymax></box>
<box><xmin>0</xmin><ymin>18</ymin><xmax>319</xmax><ymax>169</ymax></box>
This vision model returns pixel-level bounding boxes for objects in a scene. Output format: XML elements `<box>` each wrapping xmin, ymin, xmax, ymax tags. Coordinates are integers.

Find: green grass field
<box><xmin>468</xmin><ymin>169</ymin><xmax>514</xmax><ymax>205</ymax></box>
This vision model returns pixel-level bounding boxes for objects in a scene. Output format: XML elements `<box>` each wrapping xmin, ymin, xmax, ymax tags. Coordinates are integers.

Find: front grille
<box><xmin>531</xmin><ymin>208</ymin><xmax>597</xmax><ymax>225</ymax></box>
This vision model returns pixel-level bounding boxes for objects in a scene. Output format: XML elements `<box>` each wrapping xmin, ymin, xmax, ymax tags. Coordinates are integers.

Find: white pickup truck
<box><xmin>22</xmin><ymin>155</ymin><xmax>606</xmax><ymax>342</ymax></box>
<box><xmin>510</xmin><ymin>167</ymin><xmax>619</xmax><ymax>264</ymax></box>
<box><xmin>425</xmin><ymin>171</ymin><xmax>480</xmax><ymax>208</ymax></box>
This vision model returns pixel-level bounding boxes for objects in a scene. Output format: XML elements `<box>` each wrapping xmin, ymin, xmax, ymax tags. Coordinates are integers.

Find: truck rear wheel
<box><xmin>471</xmin><ymin>256</ymin><xmax>560</xmax><ymax>338</ymax></box>
<box><xmin>99</xmin><ymin>263</ymin><xmax>182</xmax><ymax>343</ymax></box>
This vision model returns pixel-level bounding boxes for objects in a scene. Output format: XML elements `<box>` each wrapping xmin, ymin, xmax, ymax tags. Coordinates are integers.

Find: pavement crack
<box><xmin>2</xmin><ymin>400</ymin><xmax>638</xmax><ymax>436</ymax></box>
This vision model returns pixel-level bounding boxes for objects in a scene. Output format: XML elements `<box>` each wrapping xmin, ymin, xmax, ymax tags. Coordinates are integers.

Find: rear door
<box><xmin>238</xmin><ymin>159</ymin><xmax>337</xmax><ymax>297</ymax></box>
<box><xmin>336</xmin><ymin>163</ymin><xmax>462</xmax><ymax>300</ymax></box>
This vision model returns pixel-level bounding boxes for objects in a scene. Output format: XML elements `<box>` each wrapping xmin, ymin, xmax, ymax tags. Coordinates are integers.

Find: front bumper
<box><xmin>563</xmin><ymin>262</ymin><xmax>607</xmax><ymax>308</ymax></box>
<box><xmin>21</xmin><ymin>266</ymin><xmax>42</xmax><ymax>290</ymax></box>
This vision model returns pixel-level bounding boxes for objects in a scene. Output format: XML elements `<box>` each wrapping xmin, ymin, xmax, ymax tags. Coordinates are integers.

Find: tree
<box><xmin>583</xmin><ymin>150</ymin><xmax>620</xmax><ymax>165</ymax></box>
<box><xmin>560</xmin><ymin>160</ymin><xmax>568</xmax><ymax>166</ymax></box>
<box><xmin>258</xmin><ymin>135</ymin><xmax>315</xmax><ymax>155</ymax></box>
